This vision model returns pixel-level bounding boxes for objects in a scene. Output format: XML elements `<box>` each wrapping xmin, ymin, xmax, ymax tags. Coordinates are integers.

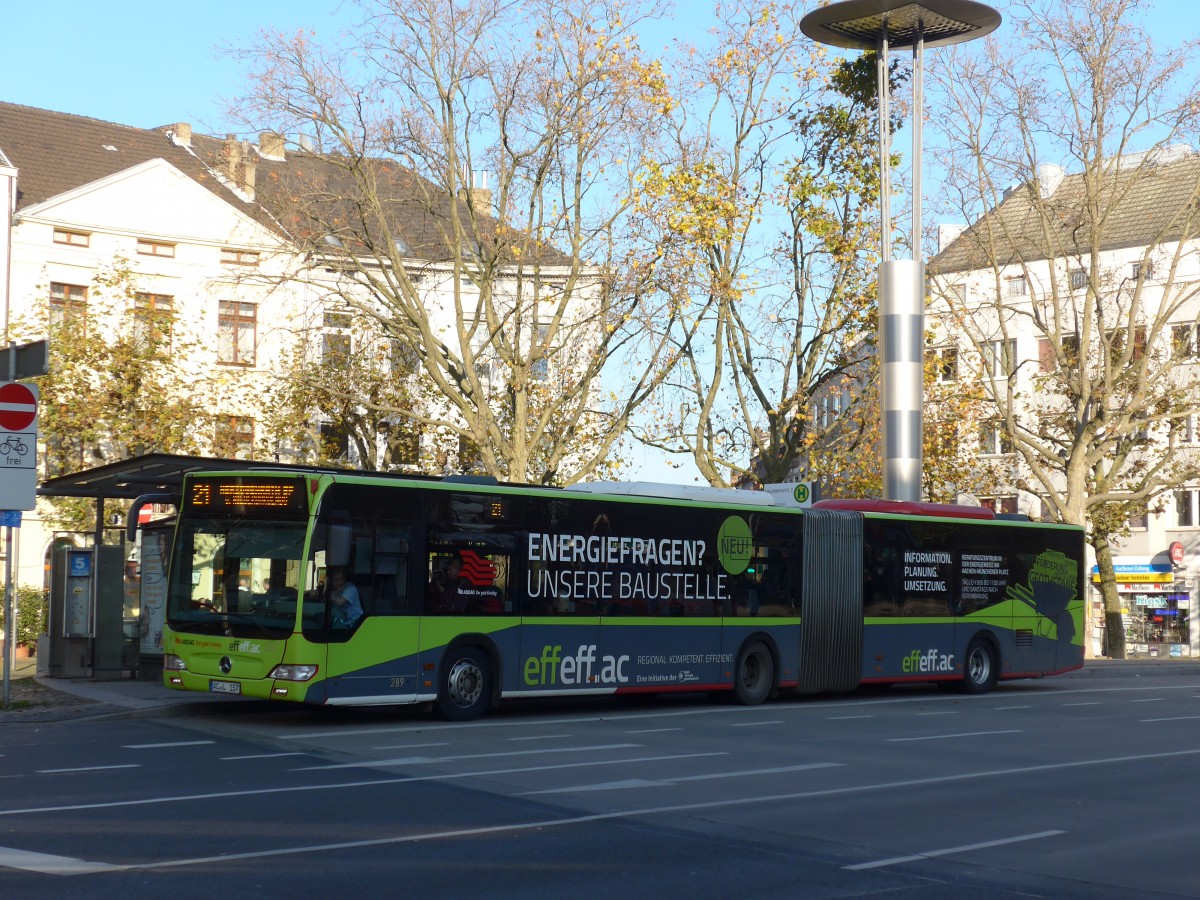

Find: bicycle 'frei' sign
<box><xmin>0</xmin><ymin>381</ymin><xmax>38</xmax><ymax>511</ymax></box>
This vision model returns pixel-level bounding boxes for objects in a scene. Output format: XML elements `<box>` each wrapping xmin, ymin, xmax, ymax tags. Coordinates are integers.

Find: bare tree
<box><xmin>632</xmin><ymin>2</ymin><xmax>894</xmax><ymax>488</ymax></box>
<box><xmin>227</xmin><ymin>0</ymin><xmax>676</xmax><ymax>484</ymax></box>
<box><xmin>928</xmin><ymin>0</ymin><xmax>1200</xmax><ymax>656</ymax></box>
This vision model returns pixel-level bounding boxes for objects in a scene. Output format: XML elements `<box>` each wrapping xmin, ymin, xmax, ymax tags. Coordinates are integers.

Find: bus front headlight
<box><xmin>163</xmin><ymin>654</ymin><xmax>187</xmax><ymax>671</ymax></box>
<box><xmin>268</xmin><ymin>664</ymin><xmax>318</xmax><ymax>682</ymax></box>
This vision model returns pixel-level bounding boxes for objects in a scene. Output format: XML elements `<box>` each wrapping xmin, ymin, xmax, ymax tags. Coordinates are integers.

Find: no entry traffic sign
<box><xmin>0</xmin><ymin>382</ymin><xmax>37</xmax><ymax>432</ymax></box>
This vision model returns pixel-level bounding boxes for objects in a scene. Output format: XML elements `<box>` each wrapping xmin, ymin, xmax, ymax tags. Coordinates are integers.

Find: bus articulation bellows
<box><xmin>160</xmin><ymin>471</ymin><xmax>1085</xmax><ymax>720</ymax></box>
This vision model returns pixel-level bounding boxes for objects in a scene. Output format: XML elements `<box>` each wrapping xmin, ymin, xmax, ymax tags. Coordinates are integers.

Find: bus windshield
<box><xmin>166</xmin><ymin>517</ymin><xmax>306</xmax><ymax>640</ymax></box>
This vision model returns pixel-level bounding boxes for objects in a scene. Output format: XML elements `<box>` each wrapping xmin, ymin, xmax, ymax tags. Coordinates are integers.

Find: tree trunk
<box><xmin>1093</xmin><ymin>537</ymin><xmax>1125</xmax><ymax>659</ymax></box>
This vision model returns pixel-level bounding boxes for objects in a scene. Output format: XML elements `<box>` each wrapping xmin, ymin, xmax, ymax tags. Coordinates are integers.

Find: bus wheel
<box><xmin>733</xmin><ymin>641</ymin><xmax>774</xmax><ymax>706</ymax></box>
<box><xmin>962</xmin><ymin>638</ymin><xmax>997</xmax><ymax>695</ymax></box>
<box><xmin>437</xmin><ymin>647</ymin><xmax>491</xmax><ymax>721</ymax></box>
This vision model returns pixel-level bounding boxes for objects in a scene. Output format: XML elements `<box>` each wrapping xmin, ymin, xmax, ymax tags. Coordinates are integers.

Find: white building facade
<box><xmin>928</xmin><ymin>153</ymin><xmax>1200</xmax><ymax>659</ymax></box>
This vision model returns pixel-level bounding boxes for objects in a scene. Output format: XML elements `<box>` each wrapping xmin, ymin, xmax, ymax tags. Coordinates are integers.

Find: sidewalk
<box><xmin>1</xmin><ymin>655</ymin><xmax>230</xmax><ymax>724</ymax></box>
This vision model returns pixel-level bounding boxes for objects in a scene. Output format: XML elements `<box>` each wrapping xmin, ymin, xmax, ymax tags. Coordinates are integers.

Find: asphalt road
<box><xmin>2</xmin><ymin>670</ymin><xmax>1199</xmax><ymax>898</ymax></box>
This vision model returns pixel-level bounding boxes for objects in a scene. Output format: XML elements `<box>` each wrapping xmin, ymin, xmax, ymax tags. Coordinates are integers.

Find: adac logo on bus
<box><xmin>718</xmin><ymin>516</ymin><xmax>753</xmax><ymax>575</ymax></box>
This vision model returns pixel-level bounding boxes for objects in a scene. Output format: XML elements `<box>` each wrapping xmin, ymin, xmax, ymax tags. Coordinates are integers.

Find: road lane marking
<box><xmin>1141</xmin><ymin>715</ymin><xmax>1200</xmax><ymax>723</ymax></box>
<box><xmin>827</xmin><ymin>715</ymin><xmax>873</xmax><ymax>720</ymax></box>
<box><xmin>520</xmin><ymin>762</ymin><xmax>842</xmax><ymax>795</ymax></box>
<box><xmin>15</xmin><ymin>749</ymin><xmax>1200</xmax><ymax>873</ymax></box>
<box><xmin>219</xmin><ymin>752</ymin><xmax>307</xmax><ymax>761</ymax></box>
<box><xmin>37</xmin><ymin>764</ymin><xmax>140</xmax><ymax>774</ymax></box>
<box><xmin>728</xmin><ymin>720</ymin><xmax>783</xmax><ymax>727</ymax></box>
<box><xmin>844</xmin><ymin>830</ymin><xmax>1066</xmax><ymax>870</ymax></box>
<box><xmin>993</xmin><ymin>705</ymin><xmax>1032</xmax><ymax>710</ymax></box>
<box><xmin>625</xmin><ymin>727</ymin><xmax>683</xmax><ymax>734</ymax></box>
<box><xmin>0</xmin><ymin>845</ymin><xmax>123</xmax><ymax>875</ymax></box>
<box><xmin>372</xmin><ymin>742</ymin><xmax>449</xmax><ymax>751</ymax></box>
<box><xmin>916</xmin><ymin>711</ymin><xmax>957</xmax><ymax>716</ymax></box>
<box><xmin>1130</xmin><ymin>698</ymin><xmax>1165</xmax><ymax>703</ymax></box>
<box><xmin>270</xmin><ymin>683</ymin><xmax>1200</xmax><ymax>741</ymax></box>
<box><xmin>1063</xmin><ymin>702</ymin><xmax>1101</xmax><ymax>707</ymax></box>
<box><xmin>508</xmin><ymin>734</ymin><xmax>573</xmax><ymax>741</ymax></box>
<box><xmin>0</xmin><ymin>752</ymin><xmax>727</xmax><ymax>817</ymax></box>
<box><xmin>122</xmin><ymin>741</ymin><xmax>215</xmax><ymax>749</ymax></box>
<box><xmin>292</xmin><ymin>742</ymin><xmax>641</xmax><ymax>770</ymax></box>
<box><xmin>887</xmin><ymin>729</ymin><xmax>1022</xmax><ymax>743</ymax></box>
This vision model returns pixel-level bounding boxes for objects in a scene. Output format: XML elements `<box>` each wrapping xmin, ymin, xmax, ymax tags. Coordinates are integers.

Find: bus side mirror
<box><xmin>327</xmin><ymin>524</ymin><xmax>352</xmax><ymax>568</ymax></box>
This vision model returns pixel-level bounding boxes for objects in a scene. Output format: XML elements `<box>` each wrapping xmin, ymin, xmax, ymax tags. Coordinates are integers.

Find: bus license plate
<box><xmin>209</xmin><ymin>680</ymin><xmax>242</xmax><ymax>695</ymax></box>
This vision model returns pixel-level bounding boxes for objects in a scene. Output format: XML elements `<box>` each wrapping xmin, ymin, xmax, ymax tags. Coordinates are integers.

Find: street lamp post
<box><xmin>800</xmin><ymin>0</ymin><xmax>1000</xmax><ymax>501</ymax></box>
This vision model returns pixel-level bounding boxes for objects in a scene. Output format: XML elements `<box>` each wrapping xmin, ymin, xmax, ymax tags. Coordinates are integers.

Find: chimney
<box><xmin>259</xmin><ymin>131</ymin><xmax>286</xmax><ymax>161</ymax></box>
<box><xmin>460</xmin><ymin>170</ymin><xmax>492</xmax><ymax>214</ymax></box>
<box><xmin>222</xmin><ymin>134</ymin><xmax>239</xmax><ymax>181</ymax></box>
<box><xmin>1036</xmin><ymin>163</ymin><xmax>1065</xmax><ymax>200</ymax></box>
<box><xmin>938</xmin><ymin>224</ymin><xmax>966</xmax><ymax>253</ymax></box>
<box><xmin>222</xmin><ymin>135</ymin><xmax>256</xmax><ymax>201</ymax></box>
<box><xmin>171</xmin><ymin>122</ymin><xmax>192</xmax><ymax>147</ymax></box>
<box><xmin>242</xmin><ymin>144</ymin><xmax>256</xmax><ymax>201</ymax></box>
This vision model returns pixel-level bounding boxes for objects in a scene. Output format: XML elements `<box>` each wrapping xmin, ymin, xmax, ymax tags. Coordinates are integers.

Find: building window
<box><xmin>983</xmin><ymin>338</ymin><xmax>1018</xmax><ymax>378</ymax></box>
<box><xmin>1176</xmin><ymin>489</ymin><xmax>1199</xmax><ymax>527</ymax></box>
<box><xmin>944</xmin><ymin>283</ymin><xmax>967</xmax><ymax>304</ymax></box>
<box><xmin>214</xmin><ymin>416</ymin><xmax>255</xmax><ymax>459</ymax></box>
<box><xmin>220</xmin><ymin>248</ymin><xmax>260</xmax><ymax>266</ymax></box>
<box><xmin>530</xmin><ymin>324</ymin><xmax>550</xmax><ymax>381</ymax></box>
<box><xmin>323</xmin><ymin>309</ymin><xmax>353</xmax><ymax>329</ymax></box>
<box><xmin>217</xmin><ymin>301</ymin><xmax>257</xmax><ymax>366</ymax></box>
<box><xmin>459</xmin><ymin>435</ymin><xmax>482</xmax><ymax>471</ymax></box>
<box><xmin>1132</xmin><ymin>261</ymin><xmax>1152</xmax><ymax>281</ymax></box>
<box><xmin>1069</xmin><ymin>269</ymin><xmax>1087</xmax><ymax>291</ymax></box>
<box><xmin>927</xmin><ymin>346</ymin><xmax>958</xmax><ymax>383</ymax></box>
<box><xmin>49</xmin><ymin>282</ymin><xmax>88</xmax><ymax>330</ymax></box>
<box><xmin>1173</xmin><ymin>414</ymin><xmax>1199</xmax><ymax>446</ymax></box>
<box><xmin>133</xmin><ymin>293</ymin><xmax>174</xmax><ymax>344</ymax></box>
<box><xmin>979</xmin><ymin>421</ymin><xmax>1013</xmax><ymax>456</ymax></box>
<box><xmin>320</xmin><ymin>422</ymin><xmax>350</xmax><ymax>461</ymax></box>
<box><xmin>1106</xmin><ymin>326</ymin><xmax>1147</xmax><ymax>361</ymax></box>
<box><xmin>322</xmin><ymin>333</ymin><xmax>351</xmax><ymax>367</ymax></box>
<box><xmin>1005</xmin><ymin>275</ymin><xmax>1026</xmax><ymax>297</ymax></box>
<box><xmin>1173</xmin><ymin>324</ymin><xmax>1200</xmax><ymax>359</ymax></box>
<box><xmin>391</xmin><ymin>340</ymin><xmax>420</xmax><ymax>376</ymax></box>
<box><xmin>383</xmin><ymin>423</ymin><xmax>421</xmax><ymax>467</ymax></box>
<box><xmin>137</xmin><ymin>239</ymin><xmax>176</xmax><ymax>258</ymax></box>
<box><xmin>53</xmin><ymin>228</ymin><xmax>90</xmax><ymax>247</ymax></box>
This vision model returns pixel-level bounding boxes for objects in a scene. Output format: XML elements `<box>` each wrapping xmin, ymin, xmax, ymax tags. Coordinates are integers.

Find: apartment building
<box><xmin>927</xmin><ymin>149</ymin><xmax>1200</xmax><ymax>658</ymax></box>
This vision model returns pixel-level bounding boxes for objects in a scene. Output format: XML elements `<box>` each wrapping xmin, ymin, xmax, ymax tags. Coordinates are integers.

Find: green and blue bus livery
<box><xmin>161</xmin><ymin>471</ymin><xmax>1086</xmax><ymax>719</ymax></box>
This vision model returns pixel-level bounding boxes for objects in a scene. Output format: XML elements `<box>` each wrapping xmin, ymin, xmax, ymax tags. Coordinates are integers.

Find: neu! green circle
<box><xmin>717</xmin><ymin>516</ymin><xmax>753</xmax><ymax>574</ymax></box>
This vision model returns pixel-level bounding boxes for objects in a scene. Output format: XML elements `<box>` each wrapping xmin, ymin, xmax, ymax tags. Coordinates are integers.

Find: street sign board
<box><xmin>0</xmin><ymin>340</ymin><xmax>48</xmax><ymax>381</ymax></box>
<box><xmin>0</xmin><ymin>382</ymin><xmax>37</xmax><ymax>510</ymax></box>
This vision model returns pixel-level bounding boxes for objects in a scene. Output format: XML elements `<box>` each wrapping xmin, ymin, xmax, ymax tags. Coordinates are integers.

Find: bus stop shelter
<box><xmin>37</xmin><ymin>454</ymin><xmax>327</xmax><ymax>679</ymax></box>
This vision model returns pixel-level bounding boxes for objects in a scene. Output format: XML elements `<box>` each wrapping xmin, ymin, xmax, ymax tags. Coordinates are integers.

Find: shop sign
<box><xmin>1093</xmin><ymin>571</ymin><xmax>1174</xmax><ymax>583</ymax></box>
<box><xmin>1170</xmin><ymin>541</ymin><xmax>1186</xmax><ymax>566</ymax></box>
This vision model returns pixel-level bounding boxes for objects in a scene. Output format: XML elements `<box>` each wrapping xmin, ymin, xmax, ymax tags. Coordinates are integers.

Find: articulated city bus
<box><xmin>161</xmin><ymin>470</ymin><xmax>1086</xmax><ymax>720</ymax></box>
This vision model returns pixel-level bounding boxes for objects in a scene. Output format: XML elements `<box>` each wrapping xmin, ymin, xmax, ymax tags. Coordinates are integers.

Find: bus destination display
<box><xmin>186</xmin><ymin>477</ymin><xmax>309</xmax><ymax>517</ymax></box>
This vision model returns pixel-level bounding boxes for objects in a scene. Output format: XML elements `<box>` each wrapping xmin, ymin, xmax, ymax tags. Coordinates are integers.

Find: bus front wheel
<box><xmin>437</xmin><ymin>647</ymin><xmax>491</xmax><ymax>721</ymax></box>
<box><xmin>733</xmin><ymin>641</ymin><xmax>774</xmax><ymax>706</ymax></box>
<box><xmin>962</xmin><ymin>638</ymin><xmax>998</xmax><ymax>695</ymax></box>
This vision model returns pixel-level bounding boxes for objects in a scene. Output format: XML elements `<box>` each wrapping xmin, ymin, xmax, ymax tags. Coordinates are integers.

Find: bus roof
<box><xmin>812</xmin><ymin>498</ymin><xmax>996</xmax><ymax>519</ymax></box>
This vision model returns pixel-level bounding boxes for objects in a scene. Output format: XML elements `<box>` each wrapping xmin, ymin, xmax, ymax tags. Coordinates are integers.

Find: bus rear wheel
<box><xmin>962</xmin><ymin>638</ymin><xmax>998</xmax><ymax>695</ymax></box>
<box><xmin>437</xmin><ymin>647</ymin><xmax>491</xmax><ymax>721</ymax></box>
<box><xmin>733</xmin><ymin>641</ymin><xmax>774</xmax><ymax>706</ymax></box>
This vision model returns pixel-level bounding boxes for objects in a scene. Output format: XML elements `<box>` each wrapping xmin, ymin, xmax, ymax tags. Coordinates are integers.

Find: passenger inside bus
<box><xmin>429</xmin><ymin>556</ymin><xmax>469</xmax><ymax>613</ymax></box>
<box><xmin>329</xmin><ymin>566</ymin><xmax>364</xmax><ymax>626</ymax></box>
